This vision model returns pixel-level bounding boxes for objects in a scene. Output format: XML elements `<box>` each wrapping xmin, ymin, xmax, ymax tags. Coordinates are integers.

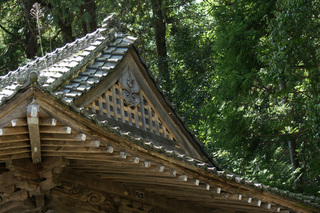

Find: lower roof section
<box><xmin>0</xmin><ymin>87</ymin><xmax>318</xmax><ymax>213</ymax></box>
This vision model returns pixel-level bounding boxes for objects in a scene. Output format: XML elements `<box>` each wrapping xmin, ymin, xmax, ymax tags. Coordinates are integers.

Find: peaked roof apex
<box><xmin>102</xmin><ymin>14</ymin><xmax>123</xmax><ymax>31</ymax></box>
<box><xmin>0</xmin><ymin>15</ymin><xmax>136</xmax><ymax>104</ymax></box>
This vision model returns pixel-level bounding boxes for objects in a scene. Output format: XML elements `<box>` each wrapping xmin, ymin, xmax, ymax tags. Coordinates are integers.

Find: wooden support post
<box><xmin>105</xmin><ymin>92</ymin><xmax>111</xmax><ymax>118</ymax></box>
<box><xmin>36</xmin><ymin>195</ymin><xmax>45</xmax><ymax>210</ymax></box>
<box><xmin>140</xmin><ymin>93</ymin><xmax>146</xmax><ymax>130</ymax></box>
<box><xmin>27</xmin><ymin>103</ymin><xmax>41</xmax><ymax>163</ymax></box>
<box><xmin>112</xmin><ymin>85</ymin><xmax>118</xmax><ymax>121</ymax></box>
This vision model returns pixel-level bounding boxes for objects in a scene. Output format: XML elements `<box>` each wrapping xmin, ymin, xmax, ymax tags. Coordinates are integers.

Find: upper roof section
<box><xmin>0</xmin><ymin>15</ymin><xmax>214</xmax><ymax>165</ymax></box>
<box><xmin>0</xmin><ymin>15</ymin><xmax>134</xmax><ymax>101</ymax></box>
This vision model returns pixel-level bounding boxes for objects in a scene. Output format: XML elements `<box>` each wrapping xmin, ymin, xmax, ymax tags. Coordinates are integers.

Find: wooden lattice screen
<box><xmin>86</xmin><ymin>81</ymin><xmax>175</xmax><ymax>141</ymax></box>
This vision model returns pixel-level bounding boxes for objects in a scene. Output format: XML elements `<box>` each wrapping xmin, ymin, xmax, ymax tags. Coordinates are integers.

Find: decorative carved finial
<box><xmin>29</xmin><ymin>70</ymin><xmax>39</xmax><ymax>84</ymax></box>
<box><xmin>102</xmin><ymin>14</ymin><xmax>122</xmax><ymax>31</ymax></box>
<box><xmin>119</xmin><ymin>71</ymin><xmax>140</xmax><ymax>106</ymax></box>
<box><xmin>17</xmin><ymin>69</ymin><xmax>39</xmax><ymax>86</ymax></box>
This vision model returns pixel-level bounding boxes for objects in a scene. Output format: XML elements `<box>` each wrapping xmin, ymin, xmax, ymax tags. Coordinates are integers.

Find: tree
<box><xmin>0</xmin><ymin>0</ymin><xmax>32</xmax><ymax>74</ymax></box>
<box><xmin>208</xmin><ymin>0</ymin><xmax>320</xmax><ymax>196</ymax></box>
<box><xmin>167</xmin><ymin>1</ymin><xmax>215</xmax><ymax>139</ymax></box>
<box><xmin>0</xmin><ymin>0</ymin><xmax>99</xmax><ymax>72</ymax></box>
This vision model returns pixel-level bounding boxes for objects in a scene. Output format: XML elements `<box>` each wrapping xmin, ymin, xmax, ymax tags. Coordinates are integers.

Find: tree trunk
<box><xmin>58</xmin><ymin>16</ymin><xmax>74</xmax><ymax>43</ymax></box>
<box><xmin>288</xmin><ymin>136</ymin><xmax>303</xmax><ymax>190</ymax></box>
<box><xmin>280</xmin><ymin>83</ymin><xmax>303</xmax><ymax>190</ymax></box>
<box><xmin>80</xmin><ymin>5</ymin><xmax>88</xmax><ymax>36</ymax></box>
<box><xmin>84</xmin><ymin>0</ymin><xmax>97</xmax><ymax>33</ymax></box>
<box><xmin>23</xmin><ymin>0</ymin><xmax>37</xmax><ymax>58</ymax></box>
<box><xmin>151</xmin><ymin>0</ymin><xmax>170</xmax><ymax>91</ymax></box>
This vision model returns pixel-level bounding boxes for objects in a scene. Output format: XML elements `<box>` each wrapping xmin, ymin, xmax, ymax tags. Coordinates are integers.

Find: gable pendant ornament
<box><xmin>119</xmin><ymin>71</ymin><xmax>140</xmax><ymax>106</ymax></box>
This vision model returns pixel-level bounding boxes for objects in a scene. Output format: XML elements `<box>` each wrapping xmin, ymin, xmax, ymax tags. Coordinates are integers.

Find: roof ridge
<box><xmin>0</xmin><ymin>15</ymin><xmax>121</xmax><ymax>90</ymax></box>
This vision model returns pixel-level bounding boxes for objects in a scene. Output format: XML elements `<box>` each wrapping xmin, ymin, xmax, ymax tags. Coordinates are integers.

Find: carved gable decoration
<box><xmin>85</xmin><ymin>72</ymin><xmax>175</xmax><ymax>141</ymax></box>
<box><xmin>119</xmin><ymin>71</ymin><xmax>140</xmax><ymax>106</ymax></box>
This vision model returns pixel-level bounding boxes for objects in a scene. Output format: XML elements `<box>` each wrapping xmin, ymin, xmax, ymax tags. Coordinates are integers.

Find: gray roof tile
<box><xmin>110</xmin><ymin>55</ymin><xmax>123</xmax><ymax>60</ymax></box>
<box><xmin>75</xmin><ymin>84</ymin><xmax>91</xmax><ymax>91</ymax></box>
<box><xmin>107</xmin><ymin>58</ymin><xmax>121</xmax><ymax>63</ymax></box>
<box><xmin>87</xmin><ymin>77</ymin><xmax>100</xmax><ymax>84</ymax></box>
<box><xmin>96</xmin><ymin>54</ymin><xmax>112</xmax><ymax>61</ymax></box>
<box><xmin>112</xmin><ymin>47</ymin><xmax>128</xmax><ymax>55</ymax></box>
<box><xmin>85</xmin><ymin>45</ymin><xmax>97</xmax><ymax>51</ymax></box>
<box><xmin>91</xmin><ymin>40</ymin><xmax>102</xmax><ymax>46</ymax></box>
<box><xmin>117</xmin><ymin>41</ymin><xmax>131</xmax><ymax>47</ymax></box>
<box><xmin>87</xmin><ymin>62</ymin><xmax>105</xmax><ymax>69</ymax></box>
<box><xmin>101</xmin><ymin>62</ymin><xmax>116</xmax><ymax>69</ymax></box>
<box><xmin>65</xmin><ymin>91</ymin><xmax>82</xmax><ymax>97</ymax></box>
<box><xmin>64</xmin><ymin>82</ymin><xmax>81</xmax><ymax>89</ymax></box>
<box><xmin>81</xmin><ymin>69</ymin><xmax>97</xmax><ymax>76</ymax></box>
<box><xmin>65</xmin><ymin>61</ymin><xmax>79</xmax><ymax>68</ymax></box>
<box><xmin>103</xmin><ymin>47</ymin><xmax>117</xmax><ymax>54</ymax></box>
<box><xmin>71</xmin><ymin>55</ymin><xmax>85</xmax><ymax>62</ymax></box>
<box><xmin>94</xmin><ymin>71</ymin><xmax>108</xmax><ymax>77</ymax></box>
<box><xmin>46</xmin><ymin>78</ymin><xmax>56</xmax><ymax>84</ymax></box>
<box><xmin>79</xmin><ymin>51</ymin><xmax>91</xmax><ymax>57</ymax></box>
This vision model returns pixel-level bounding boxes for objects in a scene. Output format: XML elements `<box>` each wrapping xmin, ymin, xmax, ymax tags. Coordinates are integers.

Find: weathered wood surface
<box><xmin>0</xmin><ymin>88</ymin><xmax>317</xmax><ymax>213</ymax></box>
<box><xmin>85</xmin><ymin>80</ymin><xmax>176</xmax><ymax>142</ymax></box>
<box><xmin>27</xmin><ymin>103</ymin><xmax>41</xmax><ymax>163</ymax></box>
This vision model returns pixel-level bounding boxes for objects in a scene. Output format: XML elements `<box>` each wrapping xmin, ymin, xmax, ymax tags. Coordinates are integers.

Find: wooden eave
<box><xmin>0</xmin><ymin>87</ymin><xmax>318</xmax><ymax>212</ymax></box>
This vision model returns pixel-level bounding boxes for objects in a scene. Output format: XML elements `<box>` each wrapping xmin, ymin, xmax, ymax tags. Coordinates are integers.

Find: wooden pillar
<box><xmin>27</xmin><ymin>103</ymin><xmax>41</xmax><ymax>163</ymax></box>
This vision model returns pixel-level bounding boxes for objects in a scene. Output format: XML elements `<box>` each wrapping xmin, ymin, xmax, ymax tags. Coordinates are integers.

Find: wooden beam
<box><xmin>41</xmin><ymin>140</ymin><xmax>100</xmax><ymax>147</ymax></box>
<box><xmin>0</xmin><ymin>153</ymin><xmax>31</xmax><ymax>161</ymax></box>
<box><xmin>0</xmin><ymin>201</ymin><xmax>25</xmax><ymax>213</ymax></box>
<box><xmin>40</xmin><ymin>118</ymin><xmax>57</xmax><ymax>126</ymax></box>
<box><xmin>11</xmin><ymin>118</ymin><xmax>27</xmax><ymax>127</ymax></box>
<box><xmin>11</xmin><ymin>118</ymin><xmax>57</xmax><ymax>127</ymax></box>
<box><xmin>0</xmin><ymin>134</ymin><xmax>29</xmax><ymax>143</ymax></box>
<box><xmin>0</xmin><ymin>141</ymin><xmax>30</xmax><ymax>149</ymax></box>
<box><xmin>0</xmin><ymin>147</ymin><xmax>30</xmax><ymax>156</ymax></box>
<box><xmin>0</xmin><ymin>171</ymin><xmax>17</xmax><ymax>188</ymax></box>
<box><xmin>41</xmin><ymin>133</ymin><xmax>86</xmax><ymax>141</ymax></box>
<box><xmin>39</xmin><ymin>126</ymin><xmax>72</xmax><ymax>134</ymax></box>
<box><xmin>0</xmin><ymin>127</ymin><xmax>29</xmax><ymax>136</ymax></box>
<box><xmin>27</xmin><ymin>103</ymin><xmax>41</xmax><ymax>163</ymax></box>
<box><xmin>0</xmin><ymin>88</ymin><xmax>32</xmax><ymax>128</ymax></box>
<box><xmin>58</xmin><ymin>168</ymin><xmax>210</xmax><ymax>213</ymax></box>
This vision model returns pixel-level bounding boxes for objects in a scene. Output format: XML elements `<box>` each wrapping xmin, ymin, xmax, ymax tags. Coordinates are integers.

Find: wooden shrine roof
<box><xmin>0</xmin><ymin>15</ymin><xmax>319</xmax><ymax>213</ymax></box>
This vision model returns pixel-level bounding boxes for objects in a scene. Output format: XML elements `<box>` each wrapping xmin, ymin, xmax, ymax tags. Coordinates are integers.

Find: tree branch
<box><xmin>253</xmin><ymin>128</ymin><xmax>311</xmax><ymax>138</ymax></box>
<box><xmin>0</xmin><ymin>23</ymin><xmax>22</xmax><ymax>41</ymax></box>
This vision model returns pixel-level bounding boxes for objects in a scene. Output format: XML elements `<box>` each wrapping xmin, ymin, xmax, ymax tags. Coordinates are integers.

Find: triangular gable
<box><xmin>84</xmin><ymin>71</ymin><xmax>175</xmax><ymax>142</ymax></box>
<box><xmin>57</xmin><ymin>44</ymin><xmax>211</xmax><ymax>163</ymax></box>
<box><xmin>0</xmin><ymin>15</ymin><xmax>210</xmax><ymax>164</ymax></box>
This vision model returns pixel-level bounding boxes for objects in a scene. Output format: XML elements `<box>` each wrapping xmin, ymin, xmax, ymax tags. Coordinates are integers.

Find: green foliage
<box><xmin>0</xmin><ymin>0</ymin><xmax>26</xmax><ymax>74</ymax></box>
<box><xmin>208</xmin><ymin>0</ymin><xmax>320</xmax><ymax>196</ymax></box>
<box><xmin>165</xmin><ymin>1</ymin><xmax>215</xmax><ymax>135</ymax></box>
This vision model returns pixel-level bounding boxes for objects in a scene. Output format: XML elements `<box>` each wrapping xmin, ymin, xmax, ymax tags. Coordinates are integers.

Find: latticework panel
<box><xmin>86</xmin><ymin>81</ymin><xmax>175</xmax><ymax>141</ymax></box>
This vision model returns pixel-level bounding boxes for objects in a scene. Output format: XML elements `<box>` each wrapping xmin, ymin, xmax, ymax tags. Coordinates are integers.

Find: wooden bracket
<box><xmin>27</xmin><ymin>103</ymin><xmax>41</xmax><ymax>163</ymax></box>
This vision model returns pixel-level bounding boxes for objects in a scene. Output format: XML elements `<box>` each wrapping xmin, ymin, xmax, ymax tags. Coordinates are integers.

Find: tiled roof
<box><xmin>0</xmin><ymin>15</ymin><xmax>136</xmax><ymax>104</ymax></box>
<box><xmin>55</xmin><ymin>34</ymin><xmax>136</xmax><ymax>103</ymax></box>
<box><xmin>0</xmin><ymin>15</ymin><xmax>319</xmax><ymax>210</ymax></box>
